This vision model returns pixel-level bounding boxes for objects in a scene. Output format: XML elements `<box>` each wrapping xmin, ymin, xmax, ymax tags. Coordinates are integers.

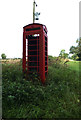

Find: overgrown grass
<box><xmin>2</xmin><ymin>59</ymin><xmax>80</xmax><ymax>118</ymax></box>
<box><xmin>67</xmin><ymin>61</ymin><xmax>81</xmax><ymax>72</ymax></box>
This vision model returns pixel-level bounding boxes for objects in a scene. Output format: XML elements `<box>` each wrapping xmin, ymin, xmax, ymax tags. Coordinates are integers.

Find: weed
<box><xmin>2</xmin><ymin>59</ymin><xmax>80</xmax><ymax>118</ymax></box>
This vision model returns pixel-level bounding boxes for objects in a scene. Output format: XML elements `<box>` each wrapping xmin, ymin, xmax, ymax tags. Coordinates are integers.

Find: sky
<box><xmin>0</xmin><ymin>0</ymin><xmax>80</xmax><ymax>58</ymax></box>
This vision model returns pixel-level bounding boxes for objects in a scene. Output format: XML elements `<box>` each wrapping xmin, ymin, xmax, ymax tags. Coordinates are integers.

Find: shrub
<box><xmin>2</xmin><ymin>60</ymin><xmax>80</xmax><ymax>118</ymax></box>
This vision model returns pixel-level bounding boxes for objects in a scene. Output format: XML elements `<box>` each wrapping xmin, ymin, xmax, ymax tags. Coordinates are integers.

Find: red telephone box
<box><xmin>23</xmin><ymin>23</ymin><xmax>48</xmax><ymax>83</ymax></box>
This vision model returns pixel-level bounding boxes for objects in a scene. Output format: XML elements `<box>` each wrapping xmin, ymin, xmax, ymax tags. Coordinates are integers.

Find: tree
<box><xmin>59</xmin><ymin>49</ymin><xmax>69</xmax><ymax>59</ymax></box>
<box><xmin>77</xmin><ymin>38</ymin><xmax>81</xmax><ymax>60</ymax></box>
<box><xmin>70</xmin><ymin>54</ymin><xmax>79</xmax><ymax>60</ymax></box>
<box><xmin>69</xmin><ymin>38</ymin><xmax>81</xmax><ymax>60</ymax></box>
<box><xmin>1</xmin><ymin>53</ymin><xmax>6</xmax><ymax>59</ymax></box>
<box><xmin>69</xmin><ymin>46</ymin><xmax>77</xmax><ymax>54</ymax></box>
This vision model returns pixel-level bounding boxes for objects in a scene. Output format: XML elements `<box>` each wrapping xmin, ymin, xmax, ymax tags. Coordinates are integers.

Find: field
<box><xmin>67</xmin><ymin>61</ymin><xmax>81</xmax><ymax>73</ymax></box>
<box><xmin>2</xmin><ymin>58</ymin><xmax>81</xmax><ymax>118</ymax></box>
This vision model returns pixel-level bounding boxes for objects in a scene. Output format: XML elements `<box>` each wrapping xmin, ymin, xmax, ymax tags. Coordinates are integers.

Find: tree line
<box><xmin>1</xmin><ymin>37</ymin><xmax>81</xmax><ymax>61</ymax></box>
<box><xmin>59</xmin><ymin>37</ymin><xmax>81</xmax><ymax>61</ymax></box>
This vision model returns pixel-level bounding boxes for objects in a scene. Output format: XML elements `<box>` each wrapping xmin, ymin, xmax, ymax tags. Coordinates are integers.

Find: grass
<box><xmin>67</xmin><ymin>61</ymin><xmax>81</xmax><ymax>84</ymax></box>
<box><xmin>67</xmin><ymin>61</ymin><xmax>81</xmax><ymax>72</ymax></box>
<box><xmin>2</xmin><ymin>59</ymin><xmax>80</xmax><ymax>118</ymax></box>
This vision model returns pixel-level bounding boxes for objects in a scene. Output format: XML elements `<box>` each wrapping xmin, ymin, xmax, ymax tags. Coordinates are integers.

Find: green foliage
<box><xmin>1</xmin><ymin>53</ymin><xmax>6</xmax><ymax>59</ymax></box>
<box><xmin>48</xmin><ymin>55</ymin><xmax>57</xmax><ymax>65</ymax></box>
<box><xmin>69</xmin><ymin>46</ymin><xmax>77</xmax><ymax>54</ymax></box>
<box><xmin>2</xmin><ymin>60</ymin><xmax>80</xmax><ymax>118</ymax></box>
<box><xmin>70</xmin><ymin>54</ymin><xmax>79</xmax><ymax>60</ymax></box>
<box><xmin>69</xmin><ymin>45</ymin><xmax>78</xmax><ymax>60</ymax></box>
<box><xmin>59</xmin><ymin>49</ymin><xmax>69</xmax><ymax>59</ymax></box>
<box><xmin>48</xmin><ymin>55</ymin><xmax>54</xmax><ymax>60</ymax></box>
<box><xmin>69</xmin><ymin>38</ymin><xmax>81</xmax><ymax>60</ymax></box>
<box><xmin>77</xmin><ymin>38</ymin><xmax>81</xmax><ymax>60</ymax></box>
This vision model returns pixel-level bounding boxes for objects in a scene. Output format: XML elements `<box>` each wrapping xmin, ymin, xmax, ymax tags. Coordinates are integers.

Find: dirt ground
<box><xmin>0</xmin><ymin>59</ymin><xmax>21</xmax><ymax>64</ymax></box>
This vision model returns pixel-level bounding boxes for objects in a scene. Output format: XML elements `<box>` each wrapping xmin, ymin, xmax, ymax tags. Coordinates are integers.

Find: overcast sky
<box><xmin>0</xmin><ymin>0</ymin><xmax>80</xmax><ymax>58</ymax></box>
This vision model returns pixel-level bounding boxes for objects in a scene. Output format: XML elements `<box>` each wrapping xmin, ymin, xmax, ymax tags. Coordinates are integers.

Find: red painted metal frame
<box><xmin>23</xmin><ymin>23</ymin><xmax>48</xmax><ymax>83</ymax></box>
